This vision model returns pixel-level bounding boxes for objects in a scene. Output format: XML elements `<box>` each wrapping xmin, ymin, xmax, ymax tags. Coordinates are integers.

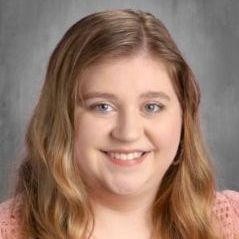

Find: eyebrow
<box><xmin>81</xmin><ymin>91</ymin><xmax>171</xmax><ymax>101</ymax></box>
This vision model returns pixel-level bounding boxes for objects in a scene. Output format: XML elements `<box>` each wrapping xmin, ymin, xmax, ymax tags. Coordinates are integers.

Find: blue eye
<box><xmin>144</xmin><ymin>103</ymin><xmax>163</xmax><ymax>113</ymax></box>
<box><xmin>90</xmin><ymin>103</ymin><xmax>114</xmax><ymax>112</ymax></box>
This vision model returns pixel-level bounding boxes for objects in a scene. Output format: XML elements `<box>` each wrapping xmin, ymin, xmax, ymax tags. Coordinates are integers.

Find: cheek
<box><xmin>153</xmin><ymin>112</ymin><xmax>182</xmax><ymax>156</ymax></box>
<box><xmin>74</xmin><ymin>113</ymin><xmax>108</xmax><ymax>146</ymax></box>
<box><xmin>73</xmin><ymin>115</ymin><xmax>99</xmax><ymax>177</ymax></box>
<box><xmin>74</xmin><ymin>113</ymin><xmax>112</xmax><ymax>169</ymax></box>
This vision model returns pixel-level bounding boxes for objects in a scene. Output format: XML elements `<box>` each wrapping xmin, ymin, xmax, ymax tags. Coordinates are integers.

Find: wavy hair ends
<box><xmin>15</xmin><ymin>9</ymin><xmax>219</xmax><ymax>239</ymax></box>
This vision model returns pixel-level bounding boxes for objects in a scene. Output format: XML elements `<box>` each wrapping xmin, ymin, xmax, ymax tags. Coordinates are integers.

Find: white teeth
<box><xmin>108</xmin><ymin>152</ymin><xmax>144</xmax><ymax>160</ymax></box>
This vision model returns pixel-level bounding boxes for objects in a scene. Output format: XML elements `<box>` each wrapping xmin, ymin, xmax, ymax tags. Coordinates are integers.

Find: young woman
<box><xmin>0</xmin><ymin>9</ymin><xmax>238</xmax><ymax>239</ymax></box>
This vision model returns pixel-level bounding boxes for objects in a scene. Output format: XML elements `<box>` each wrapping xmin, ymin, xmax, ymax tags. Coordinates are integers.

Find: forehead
<box><xmin>78</xmin><ymin>55</ymin><xmax>175</xmax><ymax>94</ymax></box>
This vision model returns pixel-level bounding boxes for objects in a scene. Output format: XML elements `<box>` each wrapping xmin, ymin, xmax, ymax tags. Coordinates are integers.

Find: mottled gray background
<box><xmin>0</xmin><ymin>0</ymin><xmax>239</xmax><ymax>202</ymax></box>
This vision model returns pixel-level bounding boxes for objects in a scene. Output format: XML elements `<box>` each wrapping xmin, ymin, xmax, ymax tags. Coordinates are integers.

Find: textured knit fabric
<box><xmin>0</xmin><ymin>190</ymin><xmax>238</xmax><ymax>239</ymax></box>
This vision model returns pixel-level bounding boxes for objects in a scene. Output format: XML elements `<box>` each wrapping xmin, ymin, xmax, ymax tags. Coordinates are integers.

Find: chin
<box><xmin>105</xmin><ymin>177</ymin><xmax>150</xmax><ymax>197</ymax></box>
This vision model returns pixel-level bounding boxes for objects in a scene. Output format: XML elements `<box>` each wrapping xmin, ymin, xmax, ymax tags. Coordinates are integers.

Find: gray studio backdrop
<box><xmin>0</xmin><ymin>0</ymin><xmax>239</xmax><ymax>201</ymax></box>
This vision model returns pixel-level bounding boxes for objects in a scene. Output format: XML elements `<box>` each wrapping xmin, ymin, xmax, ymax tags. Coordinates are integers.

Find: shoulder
<box><xmin>0</xmin><ymin>196</ymin><xmax>24</xmax><ymax>239</ymax></box>
<box><xmin>212</xmin><ymin>190</ymin><xmax>239</xmax><ymax>238</ymax></box>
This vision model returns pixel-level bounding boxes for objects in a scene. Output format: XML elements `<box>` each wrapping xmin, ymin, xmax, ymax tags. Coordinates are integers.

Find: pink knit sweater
<box><xmin>0</xmin><ymin>190</ymin><xmax>238</xmax><ymax>238</ymax></box>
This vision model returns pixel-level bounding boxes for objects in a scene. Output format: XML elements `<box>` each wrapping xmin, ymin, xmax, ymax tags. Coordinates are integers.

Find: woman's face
<box><xmin>74</xmin><ymin>54</ymin><xmax>182</xmax><ymax>198</ymax></box>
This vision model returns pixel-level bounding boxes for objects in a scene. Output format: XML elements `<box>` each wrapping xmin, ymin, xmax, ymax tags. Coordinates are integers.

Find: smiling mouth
<box><xmin>101</xmin><ymin>151</ymin><xmax>147</xmax><ymax>159</ymax></box>
<box><xmin>100</xmin><ymin>150</ymin><xmax>150</xmax><ymax>166</ymax></box>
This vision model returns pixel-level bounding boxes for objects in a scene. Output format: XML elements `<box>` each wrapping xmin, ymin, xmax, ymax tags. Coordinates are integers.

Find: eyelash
<box><xmin>88</xmin><ymin>102</ymin><xmax>165</xmax><ymax>114</ymax></box>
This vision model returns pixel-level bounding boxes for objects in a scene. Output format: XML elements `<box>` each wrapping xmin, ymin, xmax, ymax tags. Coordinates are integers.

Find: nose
<box><xmin>111</xmin><ymin>108</ymin><xmax>143</xmax><ymax>142</ymax></box>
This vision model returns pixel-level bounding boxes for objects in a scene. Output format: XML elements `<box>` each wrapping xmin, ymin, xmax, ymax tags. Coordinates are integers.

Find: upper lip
<box><xmin>102</xmin><ymin>149</ymin><xmax>150</xmax><ymax>154</ymax></box>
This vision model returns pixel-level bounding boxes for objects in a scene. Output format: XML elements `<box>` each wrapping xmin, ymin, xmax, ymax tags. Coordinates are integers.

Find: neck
<box><xmin>87</xmin><ymin>188</ymin><xmax>157</xmax><ymax>239</ymax></box>
<box><xmin>90</xmin><ymin>189</ymin><xmax>154</xmax><ymax>213</ymax></box>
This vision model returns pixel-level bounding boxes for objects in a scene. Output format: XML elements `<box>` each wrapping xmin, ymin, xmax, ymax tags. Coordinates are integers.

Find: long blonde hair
<box><xmin>15</xmin><ymin>9</ymin><xmax>219</xmax><ymax>239</ymax></box>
